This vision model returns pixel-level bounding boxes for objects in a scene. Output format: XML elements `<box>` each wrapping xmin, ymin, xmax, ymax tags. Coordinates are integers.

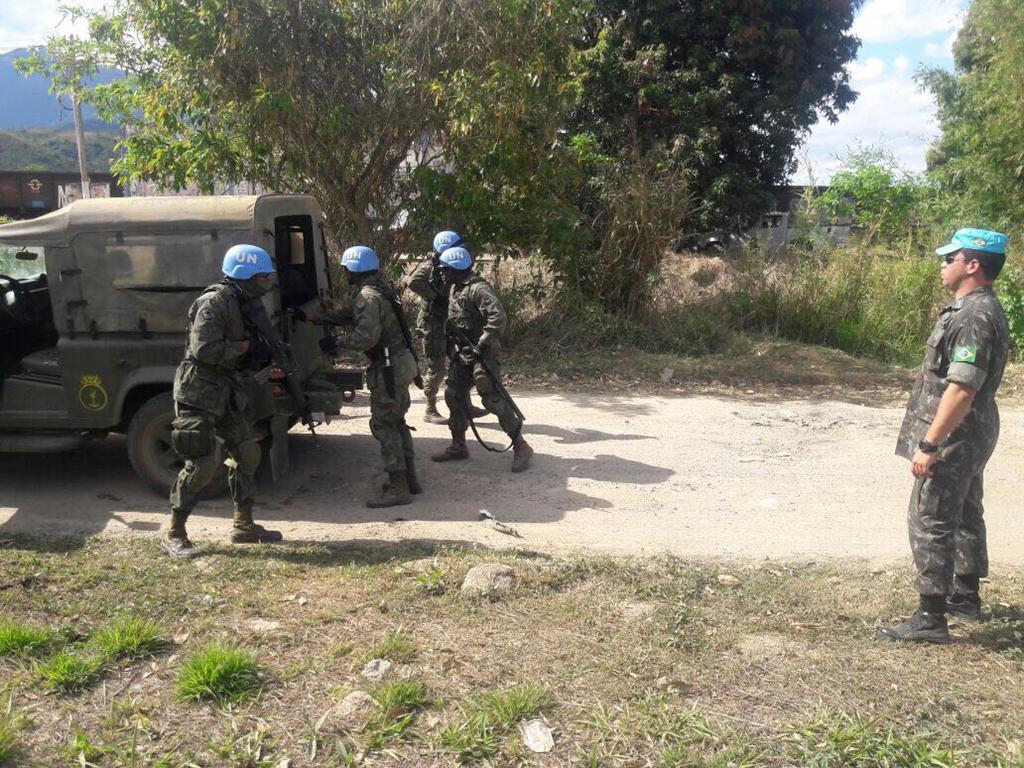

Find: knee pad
<box><xmin>170</xmin><ymin>415</ymin><xmax>214</xmax><ymax>460</ymax></box>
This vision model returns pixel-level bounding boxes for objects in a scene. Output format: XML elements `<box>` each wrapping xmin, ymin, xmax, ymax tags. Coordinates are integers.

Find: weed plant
<box><xmin>176</xmin><ymin>643</ymin><xmax>262</xmax><ymax>704</ymax></box>
<box><xmin>90</xmin><ymin>616</ymin><xmax>167</xmax><ymax>662</ymax></box>
<box><xmin>362</xmin><ymin>630</ymin><xmax>416</xmax><ymax>664</ymax></box>
<box><xmin>35</xmin><ymin>650</ymin><xmax>105</xmax><ymax>693</ymax></box>
<box><xmin>0</xmin><ymin>619</ymin><xmax>54</xmax><ymax>658</ymax></box>
<box><xmin>0</xmin><ymin>693</ymin><xmax>26</xmax><ymax>765</ymax></box>
<box><xmin>364</xmin><ymin>679</ymin><xmax>429</xmax><ymax>748</ymax></box>
<box><xmin>439</xmin><ymin>682</ymin><xmax>547</xmax><ymax>762</ymax></box>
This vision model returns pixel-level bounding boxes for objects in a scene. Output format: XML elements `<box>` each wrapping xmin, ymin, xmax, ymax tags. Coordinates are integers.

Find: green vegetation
<box><xmin>0</xmin><ymin>693</ymin><xmax>27</xmax><ymax>766</ymax></box>
<box><xmin>21</xmin><ymin>0</ymin><xmax>861</xmax><ymax>316</ymax></box>
<box><xmin>90</xmin><ymin>616</ymin><xmax>167</xmax><ymax>662</ymax></box>
<box><xmin>175</xmin><ymin>642</ymin><xmax>262</xmax><ymax>704</ymax></box>
<box><xmin>362</xmin><ymin>630</ymin><xmax>417</xmax><ymax>664</ymax></box>
<box><xmin>0</xmin><ymin>538</ymin><xmax>1022</xmax><ymax>765</ymax></box>
<box><xmin>0</xmin><ymin>619</ymin><xmax>54</xmax><ymax>657</ymax></box>
<box><xmin>0</xmin><ymin>128</ymin><xmax>117</xmax><ymax>173</ymax></box>
<box><xmin>35</xmin><ymin>649</ymin><xmax>104</xmax><ymax>693</ymax></box>
<box><xmin>439</xmin><ymin>682</ymin><xmax>548</xmax><ymax>762</ymax></box>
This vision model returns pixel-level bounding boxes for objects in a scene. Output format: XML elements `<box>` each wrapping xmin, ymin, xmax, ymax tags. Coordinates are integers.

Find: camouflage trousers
<box><xmin>907</xmin><ymin>436</ymin><xmax>996</xmax><ymax>596</ymax></box>
<box><xmin>444</xmin><ymin>355</ymin><xmax>522</xmax><ymax>437</ymax></box>
<box><xmin>170</xmin><ymin>404</ymin><xmax>260</xmax><ymax>514</ymax></box>
<box><xmin>367</xmin><ymin>364</ymin><xmax>415</xmax><ymax>474</ymax></box>
<box><xmin>417</xmin><ymin>318</ymin><xmax>447</xmax><ymax>400</ymax></box>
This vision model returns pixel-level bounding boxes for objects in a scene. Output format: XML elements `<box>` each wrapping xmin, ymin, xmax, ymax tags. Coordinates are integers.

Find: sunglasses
<box><xmin>941</xmin><ymin>252</ymin><xmax>976</xmax><ymax>265</ymax></box>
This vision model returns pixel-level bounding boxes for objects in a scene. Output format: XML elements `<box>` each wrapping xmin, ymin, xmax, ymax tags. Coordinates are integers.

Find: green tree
<box><xmin>569</xmin><ymin>0</ymin><xmax>864</xmax><ymax>231</ymax></box>
<box><xmin>19</xmin><ymin>0</ymin><xmax>577</xmax><ymax>254</ymax></box>
<box><xmin>816</xmin><ymin>147</ymin><xmax>931</xmax><ymax>247</ymax></box>
<box><xmin>920</xmin><ymin>0</ymin><xmax>1024</xmax><ymax>235</ymax></box>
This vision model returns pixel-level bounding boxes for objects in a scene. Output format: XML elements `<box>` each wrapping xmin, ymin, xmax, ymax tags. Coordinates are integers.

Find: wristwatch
<box><xmin>918</xmin><ymin>438</ymin><xmax>940</xmax><ymax>454</ymax></box>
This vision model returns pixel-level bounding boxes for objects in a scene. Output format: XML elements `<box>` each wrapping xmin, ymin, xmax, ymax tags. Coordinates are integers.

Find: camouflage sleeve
<box><xmin>320</xmin><ymin>303</ymin><xmax>354</xmax><ymax>326</ymax></box>
<box><xmin>190</xmin><ymin>293</ymin><xmax>247</xmax><ymax>366</ymax></box>
<box><xmin>406</xmin><ymin>260</ymin><xmax>442</xmax><ymax>302</ymax></box>
<box><xmin>335</xmin><ymin>289</ymin><xmax>383</xmax><ymax>352</ymax></box>
<box><xmin>946</xmin><ymin>311</ymin><xmax>998</xmax><ymax>390</ymax></box>
<box><xmin>474</xmin><ymin>283</ymin><xmax>507</xmax><ymax>349</ymax></box>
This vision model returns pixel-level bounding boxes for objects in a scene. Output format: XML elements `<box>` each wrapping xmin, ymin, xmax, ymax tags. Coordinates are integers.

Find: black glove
<box><xmin>458</xmin><ymin>344</ymin><xmax>481</xmax><ymax>366</ymax></box>
<box><xmin>430</xmin><ymin>250</ymin><xmax>440</xmax><ymax>267</ymax></box>
<box><xmin>292</xmin><ymin>307</ymin><xmax>309</xmax><ymax>323</ymax></box>
<box><xmin>319</xmin><ymin>336</ymin><xmax>339</xmax><ymax>354</ymax></box>
<box><xmin>246</xmin><ymin>335</ymin><xmax>272</xmax><ymax>363</ymax></box>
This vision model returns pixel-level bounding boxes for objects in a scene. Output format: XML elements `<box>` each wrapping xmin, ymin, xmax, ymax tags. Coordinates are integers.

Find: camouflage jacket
<box><xmin>896</xmin><ymin>286</ymin><xmax>1010</xmax><ymax>459</ymax></box>
<box><xmin>173</xmin><ymin>282</ymin><xmax>251</xmax><ymax>417</ymax></box>
<box><xmin>328</xmin><ymin>276</ymin><xmax>417</xmax><ymax>382</ymax></box>
<box><xmin>406</xmin><ymin>258</ymin><xmax>448</xmax><ymax>327</ymax></box>
<box><xmin>447</xmin><ymin>275</ymin><xmax>506</xmax><ymax>355</ymax></box>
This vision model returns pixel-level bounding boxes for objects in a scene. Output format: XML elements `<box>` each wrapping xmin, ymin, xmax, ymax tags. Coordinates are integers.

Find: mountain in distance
<box><xmin>0</xmin><ymin>48</ymin><xmax>121</xmax><ymax>130</ymax></box>
<box><xmin>0</xmin><ymin>128</ymin><xmax>119</xmax><ymax>173</ymax></box>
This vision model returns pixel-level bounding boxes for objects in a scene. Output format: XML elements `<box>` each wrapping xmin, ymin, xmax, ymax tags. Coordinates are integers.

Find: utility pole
<box><xmin>72</xmin><ymin>93</ymin><xmax>91</xmax><ymax>199</ymax></box>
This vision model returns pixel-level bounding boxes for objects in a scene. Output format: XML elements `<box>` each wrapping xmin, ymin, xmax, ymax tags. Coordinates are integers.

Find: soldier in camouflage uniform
<box><xmin>431</xmin><ymin>247</ymin><xmax>533</xmax><ymax>473</ymax></box>
<box><xmin>406</xmin><ymin>230</ymin><xmax>488</xmax><ymax>424</ymax></box>
<box><xmin>318</xmin><ymin>246</ymin><xmax>421</xmax><ymax>507</ymax></box>
<box><xmin>161</xmin><ymin>244</ymin><xmax>284</xmax><ymax>559</ymax></box>
<box><xmin>878</xmin><ymin>228</ymin><xmax>1010</xmax><ymax>644</ymax></box>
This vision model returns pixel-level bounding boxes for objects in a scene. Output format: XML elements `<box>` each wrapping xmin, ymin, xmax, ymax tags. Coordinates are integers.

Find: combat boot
<box><xmin>230</xmin><ymin>503</ymin><xmax>283</xmax><ymax>544</ymax></box>
<box><xmin>510</xmin><ymin>434</ymin><xmax>534</xmax><ymax>473</ymax></box>
<box><xmin>160</xmin><ymin>509</ymin><xmax>197</xmax><ymax>559</ymax></box>
<box><xmin>432</xmin><ymin>430</ymin><xmax>469</xmax><ymax>462</ymax></box>
<box><xmin>383</xmin><ymin>468</ymin><xmax>423</xmax><ymax>495</ymax></box>
<box><xmin>876</xmin><ymin>610</ymin><xmax>951</xmax><ymax>644</ymax></box>
<box><xmin>368</xmin><ymin>472</ymin><xmax>412</xmax><ymax>508</ymax></box>
<box><xmin>423</xmin><ymin>396</ymin><xmax>448</xmax><ymax>425</ymax></box>
<box><xmin>946</xmin><ymin>591</ymin><xmax>982</xmax><ymax>621</ymax></box>
<box><xmin>161</xmin><ymin>509</ymin><xmax>198</xmax><ymax>559</ymax></box>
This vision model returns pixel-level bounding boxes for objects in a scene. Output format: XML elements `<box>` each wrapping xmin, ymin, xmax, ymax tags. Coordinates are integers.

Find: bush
<box><xmin>726</xmin><ymin>247</ymin><xmax>941</xmax><ymax>363</ymax></box>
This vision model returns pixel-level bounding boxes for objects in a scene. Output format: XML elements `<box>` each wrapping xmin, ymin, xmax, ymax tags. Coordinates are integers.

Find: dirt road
<box><xmin>3</xmin><ymin>391</ymin><xmax>1023</xmax><ymax>565</ymax></box>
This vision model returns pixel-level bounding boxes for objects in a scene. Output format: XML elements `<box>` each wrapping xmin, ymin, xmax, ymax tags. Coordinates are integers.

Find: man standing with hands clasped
<box><xmin>878</xmin><ymin>228</ymin><xmax>1010</xmax><ymax>644</ymax></box>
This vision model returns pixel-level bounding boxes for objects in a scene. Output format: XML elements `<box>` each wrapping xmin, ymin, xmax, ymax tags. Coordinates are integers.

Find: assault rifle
<box><xmin>238</xmin><ymin>295</ymin><xmax>321</xmax><ymax>445</ymax></box>
<box><xmin>447</xmin><ymin>322</ymin><xmax>524</xmax><ymax>425</ymax></box>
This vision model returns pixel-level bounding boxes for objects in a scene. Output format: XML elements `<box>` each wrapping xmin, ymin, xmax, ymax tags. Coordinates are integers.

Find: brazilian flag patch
<box><xmin>954</xmin><ymin>345</ymin><xmax>978</xmax><ymax>363</ymax></box>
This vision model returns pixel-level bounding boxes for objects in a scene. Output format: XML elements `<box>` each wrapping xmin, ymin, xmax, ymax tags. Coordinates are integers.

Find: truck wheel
<box><xmin>126</xmin><ymin>392</ymin><xmax>228</xmax><ymax>498</ymax></box>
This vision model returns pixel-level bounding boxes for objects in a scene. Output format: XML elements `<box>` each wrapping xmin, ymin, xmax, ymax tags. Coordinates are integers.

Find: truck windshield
<box><xmin>0</xmin><ymin>243</ymin><xmax>44</xmax><ymax>279</ymax></box>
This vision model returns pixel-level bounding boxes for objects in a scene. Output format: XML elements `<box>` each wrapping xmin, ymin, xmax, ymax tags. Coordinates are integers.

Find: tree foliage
<box><xmin>19</xmin><ymin>0</ymin><xmax>863</xmax><ymax>315</ymax></box>
<box><xmin>920</xmin><ymin>0</ymin><xmax>1024</xmax><ymax>235</ymax></box>
<box><xmin>816</xmin><ymin>147</ymin><xmax>931</xmax><ymax>247</ymax></box>
<box><xmin>569</xmin><ymin>0</ymin><xmax>864</xmax><ymax>231</ymax></box>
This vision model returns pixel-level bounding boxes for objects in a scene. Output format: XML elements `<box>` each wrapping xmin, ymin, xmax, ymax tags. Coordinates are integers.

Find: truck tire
<box><xmin>126</xmin><ymin>392</ymin><xmax>228</xmax><ymax>498</ymax></box>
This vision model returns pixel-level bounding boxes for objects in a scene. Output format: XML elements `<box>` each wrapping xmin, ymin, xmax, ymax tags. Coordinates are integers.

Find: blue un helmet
<box><xmin>438</xmin><ymin>246</ymin><xmax>473</xmax><ymax>271</ymax></box>
<box><xmin>340</xmin><ymin>245</ymin><xmax>380</xmax><ymax>273</ymax></box>
<box><xmin>433</xmin><ymin>230</ymin><xmax>463</xmax><ymax>254</ymax></box>
<box><xmin>222</xmin><ymin>244</ymin><xmax>275</xmax><ymax>280</ymax></box>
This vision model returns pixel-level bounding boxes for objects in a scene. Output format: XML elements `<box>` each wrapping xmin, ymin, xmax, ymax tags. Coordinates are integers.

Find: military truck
<box><xmin>0</xmin><ymin>194</ymin><xmax>360</xmax><ymax>493</ymax></box>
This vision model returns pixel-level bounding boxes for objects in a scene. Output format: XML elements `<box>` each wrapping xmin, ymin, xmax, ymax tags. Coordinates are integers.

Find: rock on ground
<box><xmin>461</xmin><ymin>563</ymin><xmax>515</xmax><ymax>596</ymax></box>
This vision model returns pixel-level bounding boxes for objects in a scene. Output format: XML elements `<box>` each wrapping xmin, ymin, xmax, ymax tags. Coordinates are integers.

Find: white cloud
<box><xmin>793</xmin><ymin>61</ymin><xmax>939</xmax><ymax>184</ymax></box>
<box><xmin>923</xmin><ymin>29</ymin><xmax>959</xmax><ymax>61</ymax></box>
<box><xmin>850</xmin><ymin>56</ymin><xmax>886</xmax><ymax>80</ymax></box>
<box><xmin>0</xmin><ymin>0</ymin><xmax>109</xmax><ymax>51</ymax></box>
<box><xmin>893</xmin><ymin>55</ymin><xmax>910</xmax><ymax>72</ymax></box>
<box><xmin>853</xmin><ymin>0</ymin><xmax>966</xmax><ymax>44</ymax></box>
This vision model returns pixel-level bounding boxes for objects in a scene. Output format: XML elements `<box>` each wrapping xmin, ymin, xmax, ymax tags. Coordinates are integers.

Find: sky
<box><xmin>0</xmin><ymin>0</ymin><xmax>969</xmax><ymax>184</ymax></box>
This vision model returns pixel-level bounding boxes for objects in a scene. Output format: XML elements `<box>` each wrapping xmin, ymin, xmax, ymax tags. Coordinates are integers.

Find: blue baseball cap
<box><xmin>935</xmin><ymin>228</ymin><xmax>1008</xmax><ymax>256</ymax></box>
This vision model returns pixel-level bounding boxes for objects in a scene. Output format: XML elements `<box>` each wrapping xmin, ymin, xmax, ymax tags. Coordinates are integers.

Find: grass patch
<box><xmin>362</xmin><ymin>630</ymin><xmax>416</xmax><ymax>664</ymax></box>
<box><xmin>0</xmin><ymin>619</ymin><xmax>54</xmax><ymax>658</ymax></box>
<box><xmin>90</xmin><ymin>616</ymin><xmax>167</xmax><ymax>662</ymax></box>
<box><xmin>364</xmin><ymin>679</ymin><xmax>430</xmax><ymax>748</ymax></box>
<box><xmin>35</xmin><ymin>650</ymin><xmax>104</xmax><ymax>693</ymax></box>
<box><xmin>439</xmin><ymin>682</ymin><xmax>548</xmax><ymax>763</ymax></box>
<box><xmin>0</xmin><ymin>693</ymin><xmax>27</xmax><ymax>766</ymax></box>
<box><xmin>787</xmin><ymin>709</ymin><xmax>958</xmax><ymax>767</ymax></box>
<box><xmin>176</xmin><ymin>642</ymin><xmax>262</xmax><ymax>704</ymax></box>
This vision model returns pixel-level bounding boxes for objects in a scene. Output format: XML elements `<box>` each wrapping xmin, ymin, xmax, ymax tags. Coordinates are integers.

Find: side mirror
<box><xmin>15</xmin><ymin>250</ymin><xmax>39</xmax><ymax>261</ymax></box>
